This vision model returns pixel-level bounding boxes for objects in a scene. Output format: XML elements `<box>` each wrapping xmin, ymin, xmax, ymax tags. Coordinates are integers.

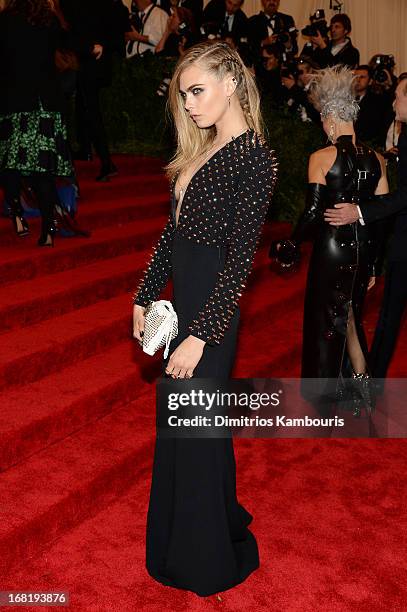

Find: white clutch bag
<box><xmin>142</xmin><ymin>300</ymin><xmax>178</xmax><ymax>359</ymax></box>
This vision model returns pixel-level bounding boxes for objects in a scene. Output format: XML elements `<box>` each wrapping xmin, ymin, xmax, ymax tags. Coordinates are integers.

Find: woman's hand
<box><xmin>165</xmin><ymin>335</ymin><xmax>205</xmax><ymax>379</ymax></box>
<box><xmin>368</xmin><ymin>276</ymin><xmax>376</xmax><ymax>291</ymax></box>
<box><xmin>310</xmin><ymin>31</ymin><xmax>327</xmax><ymax>49</ymax></box>
<box><xmin>133</xmin><ymin>304</ymin><xmax>146</xmax><ymax>344</ymax></box>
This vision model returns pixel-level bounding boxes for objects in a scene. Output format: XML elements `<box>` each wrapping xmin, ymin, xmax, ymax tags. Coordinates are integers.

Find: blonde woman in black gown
<box><xmin>132</xmin><ymin>41</ymin><xmax>277</xmax><ymax>597</ymax></box>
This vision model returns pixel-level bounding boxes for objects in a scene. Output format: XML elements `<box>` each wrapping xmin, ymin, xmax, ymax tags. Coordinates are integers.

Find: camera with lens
<box><xmin>301</xmin><ymin>9</ymin><xmax>329</xmax><ymax>38</ymax></box>
<box><xmin>179</xmin><ymin>20</ymin><xmax>195</xmax><ymax>40</ymax></box>
<box><xmin>372</xmin><ymin>55</ymin><xmax>395</xmax><ymax>84</ymax></box>
<box><xmin>176</xmin><ymin>20</ymin><xmax>196</xmax><ymax>47</ymax></box>
<box><xmin>276</xmin><ymin>26</ymin><xmax>298</xmax><ymax>46</ymax></box>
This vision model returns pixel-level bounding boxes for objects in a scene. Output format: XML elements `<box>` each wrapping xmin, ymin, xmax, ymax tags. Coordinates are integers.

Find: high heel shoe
<box><xmin>37</xmin><ymin>218</ymin><xmax>57</xmax><ymax>247</ymax></box>
<box><xmin>8</xmin><ymin>198</ymin><xmax>30</xmax><ymax>237</ymax></box>
<box><xmin>11</xmin><ymin>214</ymin><xmax>30</xmax><ymax>237</ymax></box>
<box><xmin>37</xmin><ymin>232</ymin><xmax>55</xmax><ymax>247</ymax></box>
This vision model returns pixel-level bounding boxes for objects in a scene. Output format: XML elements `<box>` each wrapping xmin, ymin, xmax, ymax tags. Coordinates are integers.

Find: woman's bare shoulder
<box><xmin>309</xmin><ymin>146</ymin><xmax>337</xmax><ymax>174</ymax></box>
<box><xmin>310</xmin><ymin>145</ymin><xmax>337</xmax><ymax>163</ymax></box>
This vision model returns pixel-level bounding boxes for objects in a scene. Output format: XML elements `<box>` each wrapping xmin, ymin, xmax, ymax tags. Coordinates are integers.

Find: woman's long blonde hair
<box><xmin>166</xmin><ymin>41</ymin><xmax>263</xmax><ymax>180</ymax></box>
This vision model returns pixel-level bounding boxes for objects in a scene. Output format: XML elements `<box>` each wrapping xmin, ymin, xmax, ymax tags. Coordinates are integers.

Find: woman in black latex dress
<box><xmin>132</xmin><ymin>41</ymin><xmax>277</xmax><ymax>597</ymax></box>
<box><xmin>272</xmin><ymin>67</ymin><xmax>389</xmax><ymax>413</ymax></box>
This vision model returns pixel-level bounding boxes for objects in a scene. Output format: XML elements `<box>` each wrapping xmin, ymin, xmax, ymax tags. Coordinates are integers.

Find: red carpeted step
<box><xmin>0</xmin><ymin>231</ymin><xmax>275</xmax><ymax>335</ymax></box>
<box><xmin>72</xmin><ymin>154</ymin><xmax>165</xmax><ymax>178</ymax></box>
<box><xmin>0</xmin><ymin>392</ymin><xmax>155</xmax><ymax>578</ymax></box>
<box><xmin>0</xmin><ymin>294</ymin><xmax>134</xmax><ymax>392</ymax></box>
<box><xmin>75</xmin><ymin>191</ymin><xmax>170</xmax><ymax>232</ymax></box>
<box><xmin>0</xmin><ymin>341</ymin><xmax>161</xmax><ymax>472</ymax></box>
<box><xmin>0</xmin><ymin>215</ymin><xmax>166</xmax><ymax>287</ymax></box>
<box><xmin>0</xmin><ymin>250</ymin><xmax>156</xmax><ymax>334</ymax></box>
<box><xmin>0</xmin><ymin>189</ymin><xmax>169</xmax><ymax>247</ymax></box>
<box><xmin>0</xmin><ymin>233</ymin><xmax>282</xmax><ymax>392</ymax></box>
<box><xmin>0</xmin><ymin>254</ymin><xmax>297</xmax><ymax>469</ymax></box>
<box><xmin>73</xmin><ymin>174</ymin><xmax>169</xmax><ymax>203</ymax></box>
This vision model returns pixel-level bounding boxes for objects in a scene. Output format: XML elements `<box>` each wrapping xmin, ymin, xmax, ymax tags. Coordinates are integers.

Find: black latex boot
<box><xmin>7</xmin><ymin>197</ymin><xmax>30</xmax><ymax>237</ymax></box>
<box><xmin>351</xmin><ymin>372</ymin><xmax>375</xmax><ymax>416</ymax></box>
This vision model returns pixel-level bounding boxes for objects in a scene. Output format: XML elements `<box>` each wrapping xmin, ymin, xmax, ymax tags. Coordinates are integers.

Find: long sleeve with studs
<box><xmin>133</xmin><ymin>212</ymin><xmax>175</xmax><ymax>308</ymax></box>
<box><xmin>133</xmin><ymin>129</ymin><xmax>278</xmax><ymax>345</ymax></box>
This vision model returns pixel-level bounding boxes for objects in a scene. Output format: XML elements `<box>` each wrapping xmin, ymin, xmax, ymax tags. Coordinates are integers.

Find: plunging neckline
<box><xmin>173</xmin><ymin>128</ymin><xmax>251</xmax><ymax>228</ymax></box>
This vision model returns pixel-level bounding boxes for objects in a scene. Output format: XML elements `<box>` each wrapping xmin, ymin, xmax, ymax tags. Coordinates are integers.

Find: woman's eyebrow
<box><xmin>179</xmin><ymin>83</ymin><xmax>205</xmax><ymax>93</ymax></box>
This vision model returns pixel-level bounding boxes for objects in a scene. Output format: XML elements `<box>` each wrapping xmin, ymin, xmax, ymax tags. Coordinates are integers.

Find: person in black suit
<box><xmin>324</xmin><ymin>76</ymin><xmax>407</xmax><ymax>381</ymax></box>
<box><xmin>311</xmin><ymin>13</ymin><xmax>359</xmax><ymax>69</ymax></box>
<box><xmin>354</xmin><ymin>65</ymin><xmax>393</xmax><ymax>148</ymax></box>
<box><xmin>60</xmin><ymin>0</ymin><xmax>129</xmax><ymax>181</ymax></box>
<box><xmin>202</xmin><ymin>0</ymin><xmax>248</xmax><ymax>45</ymax></box>
<box><xmin>248</xmin><ymin>0</ymin><xmax>297</xmax><ymax>60</ymax></box>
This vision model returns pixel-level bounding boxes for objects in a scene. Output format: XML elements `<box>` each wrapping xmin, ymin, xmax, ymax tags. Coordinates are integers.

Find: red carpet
<box><xmin>0</xmin><ymin>155</ymin><xmax>406</xmax><ymax>611</ymax></box>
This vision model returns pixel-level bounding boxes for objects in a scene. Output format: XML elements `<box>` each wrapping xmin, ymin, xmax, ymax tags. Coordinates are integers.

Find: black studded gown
<box><xmin>133</xmin><ymin>129</ymin><xmax>277</xmax><ymax>596</ymax></box>
<box><xmin>291</xmin><ymin>135</ymin><xmax>382</xmax><ymax>397</ymax></box>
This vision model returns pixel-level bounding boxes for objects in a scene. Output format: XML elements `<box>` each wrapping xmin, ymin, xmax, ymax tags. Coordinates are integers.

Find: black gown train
<box><xmin>133</xmin><ymin>129</ymin><xmax>278</xmax><ymax>596</ymax></box>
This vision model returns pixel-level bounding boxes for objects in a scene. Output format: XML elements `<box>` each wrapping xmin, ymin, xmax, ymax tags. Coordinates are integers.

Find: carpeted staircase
<box><xmin>0</xmin><ymin>156</ymin><xmax>406</xmax><ymax>612</ymax></box>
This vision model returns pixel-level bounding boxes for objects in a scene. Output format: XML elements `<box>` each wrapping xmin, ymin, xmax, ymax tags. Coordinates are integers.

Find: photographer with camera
<box><xmin>311</xmin><ymin>13</ymin><xmax>359</xmax><ymax>69</ymax></box>
<box><xmin>300</xmin><ymin>9</ymin><xmax>329</xmax><ymax>64</ymax></box>
<box><xmin>280</xmin><ymin>58</ymin><xmax>320</xmax><ymax>123</ymax></box>
<box><xmin>155</xmin><ymin>0</ymin><xmax>197</xmax><ymax>56</ymax></box>
<box><xmin>369</xmin><ymin>54</ymin><xmax>398</xmax><ymax>94</ymax></box>
<box><xmin>201</xmin><ymin>0</ymin><xmax>248</xmax><ymax>48</ymax></box>
<box><xmin>125</xmin><ymin>0</ymin><xmax>168</xmax><ymax>57</ymax></box>
<box><xmin>248</xmin><ymin>0</ymin><xmax>297</xmax><ymax>61</ymax></box>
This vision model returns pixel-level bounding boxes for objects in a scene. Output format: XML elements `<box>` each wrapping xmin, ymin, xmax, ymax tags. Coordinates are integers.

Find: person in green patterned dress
<box><xmin>0</xmin><ymin>0</ymin><xmax>74</xmax><ymax>246</ymax></box>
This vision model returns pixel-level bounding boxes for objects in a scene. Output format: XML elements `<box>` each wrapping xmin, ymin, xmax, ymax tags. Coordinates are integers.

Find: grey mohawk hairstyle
<box><xmin>309</xmin><ymin>65</ymin><xmax>360</xmax><ymax>123</ymax></box>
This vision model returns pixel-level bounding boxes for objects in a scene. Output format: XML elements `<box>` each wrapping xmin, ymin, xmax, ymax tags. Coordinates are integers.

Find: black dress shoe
<box><xmin>96</xmin><ymin>162</ymin><xmax>118</xmax><ymax>182</ymax></box>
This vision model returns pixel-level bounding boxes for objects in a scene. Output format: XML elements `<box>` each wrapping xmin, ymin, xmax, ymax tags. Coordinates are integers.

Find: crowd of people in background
<box><xmin>119</xmin><ymin>0</ymin><xmax>404</xmax><ymax>152</ymax></box>
<box><xmin>56</xmin><ymin>0</ymin><xmax>406</xmax><ymax>167</ymax></box>
<box><xmin>1</xmin><ymin>0</ymin><xmax>404</xmax><ymax>181</ymax></box>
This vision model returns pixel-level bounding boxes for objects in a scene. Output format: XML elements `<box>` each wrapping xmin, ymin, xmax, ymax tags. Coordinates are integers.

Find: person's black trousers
<box><xmin>370</xmin><ymin>261</ymin><xmax>407</xmax><ymax>378</ymax></box>
<box><xmin>75</xmin><ymin>71</ymin><xmax>111</xmax><ymax>166</ymax></box>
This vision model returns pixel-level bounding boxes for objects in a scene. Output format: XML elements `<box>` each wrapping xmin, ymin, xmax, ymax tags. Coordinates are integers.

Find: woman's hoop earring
<box><xmin>228</xmin><ymin>96</ymin><xmax>231</xmax><ymax>108</ymax></box>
